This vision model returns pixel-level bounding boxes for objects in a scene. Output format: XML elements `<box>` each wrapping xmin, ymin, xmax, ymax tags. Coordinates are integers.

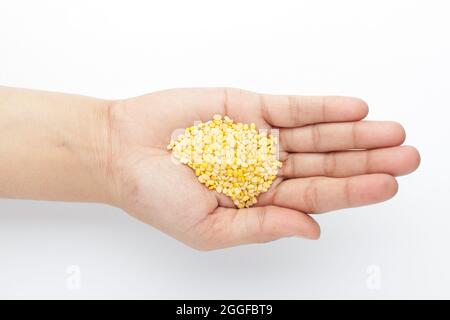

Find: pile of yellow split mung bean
<box><xmin>167</xmin><ymin>115</ymin><xmax>282</xmax><ymax>208</ymax></box>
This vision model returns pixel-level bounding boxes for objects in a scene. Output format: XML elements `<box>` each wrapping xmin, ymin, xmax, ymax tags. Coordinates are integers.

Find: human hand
<box><xmin>107</xmin><ymin>88</ymin><xmax>420</xmax><ymax>250</ymax></box>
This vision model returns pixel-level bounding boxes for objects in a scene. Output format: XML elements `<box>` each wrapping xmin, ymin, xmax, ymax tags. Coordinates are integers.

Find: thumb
<box><xmin>190</xmin><ymin>205</ymin><xmax>320</xmax><ymax>250</ymax></box>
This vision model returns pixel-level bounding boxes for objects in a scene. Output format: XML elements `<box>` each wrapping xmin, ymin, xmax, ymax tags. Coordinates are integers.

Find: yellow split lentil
<box><xmin>167</xmin><ymin>115</ymin><xmax>282</xmax><ymax>208</ymax></box>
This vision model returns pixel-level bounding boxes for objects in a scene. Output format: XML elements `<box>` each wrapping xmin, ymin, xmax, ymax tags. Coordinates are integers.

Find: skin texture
<box><xmin>0</xmin><ymin>87</ymin><xmax>421</xmax><ymax>250</ymax></box>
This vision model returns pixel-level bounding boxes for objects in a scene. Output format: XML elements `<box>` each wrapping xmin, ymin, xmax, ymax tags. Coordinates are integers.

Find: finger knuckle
<box><xmin>304</xmin><ymin>179</ymin><xmax>320</xmax><ymax>213</ymax></box>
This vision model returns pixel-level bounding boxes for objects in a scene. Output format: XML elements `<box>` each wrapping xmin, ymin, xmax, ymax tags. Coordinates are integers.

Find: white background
<box><xmin>0</xmin><ymin>0</ymin><xmax>449</xmax><ymax>299</ymax></box>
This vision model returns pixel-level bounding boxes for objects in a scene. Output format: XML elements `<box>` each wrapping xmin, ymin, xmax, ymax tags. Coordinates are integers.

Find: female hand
<box><xmin>108</xmin><ymin>88</ymin><xmax>420</xmax><ymax>250</ymax></box>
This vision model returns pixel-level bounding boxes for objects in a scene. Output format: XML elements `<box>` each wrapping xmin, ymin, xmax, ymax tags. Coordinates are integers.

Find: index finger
<box><xmin>260</xmin><ymin>94</ymin><xmax>369</xmax><ymax>128</ymax></box>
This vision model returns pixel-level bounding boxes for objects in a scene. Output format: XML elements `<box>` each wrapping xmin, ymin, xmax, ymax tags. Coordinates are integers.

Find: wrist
<box><xmin>83</xmin><ymin>98</ymin><xmax>121</xmax><ymax>206</ymax></box>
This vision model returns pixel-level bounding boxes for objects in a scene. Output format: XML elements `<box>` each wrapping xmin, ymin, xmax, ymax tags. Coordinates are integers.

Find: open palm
<box><xmin>108</xmin><ymin>88</ymin><xmax>420</xmax><ymax>250</ymax></box>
